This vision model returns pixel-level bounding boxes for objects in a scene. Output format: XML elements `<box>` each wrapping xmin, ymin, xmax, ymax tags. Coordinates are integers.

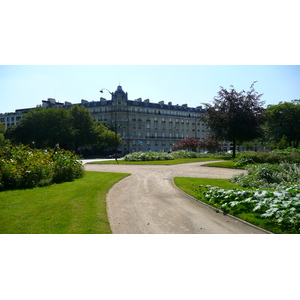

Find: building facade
<box><xmin>0</xmin><ymin>112</ymin><xmax>22</xmax><ymax>129</ymax></box>
<box><xmin>80</xmin><ymin>85</ymin><xmax>209</xmax><ymax>154</ymax></box>
<box><xmin>1</xmin><ymin>85</ymin><xmax>210</xmax><ymax>154</ymax></box>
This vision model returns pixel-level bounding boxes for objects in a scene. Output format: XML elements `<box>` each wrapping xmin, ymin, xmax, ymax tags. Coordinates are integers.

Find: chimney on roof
<box><xmin>48</xmin><ymin>98</ymin><xmax>56</xmax><ymax>104</ymax></box>
<box><xmin>144</xmin><ymin>99</ymin><xmax>149</xmax><ymax>103</ymax></box>
<box><xmin>168</xmin><ymin>101</ymin><xmax>172</xmax><ymax>105</ymax></box>
<box><xmin>81</xmin><ymin>99</ymin><xmax>88</xmax><ymax>103</ymax></box>
<box><xmin>159</xmin><ymin>101</ymin><xmax>164</xmax><ymax>105</ymax></box>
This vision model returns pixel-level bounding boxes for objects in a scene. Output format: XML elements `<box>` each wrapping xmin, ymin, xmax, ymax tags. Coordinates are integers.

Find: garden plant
<box><xmin>124</xmin><ymin>150</ymin><xmax>225</xmax><ymax>161</ymax></box>
<box><xmin>0</xmin><ymin>145</ymin><xmax>84</xmax><ymax>190</ymax></box>
<box><xmin>173</xmin><ymin>148</ymin><xmax>300</xmax><ymax>233</ymax></box>
<box><xmin>197</xmin><ymin>184</ymin><xmax>300</xmax><ymax>234</ymax></box>
<box><xmin>234</xmin><ymin>148</ymin><xmax>300</xmax><ymax>167</ymax></box>
<box><xmin>190</xmin><ymin>161</ymin><xmax>300</xmax><ymax>233</ymax></box>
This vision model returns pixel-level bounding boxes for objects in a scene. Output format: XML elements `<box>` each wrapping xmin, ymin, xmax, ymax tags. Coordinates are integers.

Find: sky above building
<box><xmin>1</xmin><ymin>1</ymin><xmax>299</xmax><ymax>114</ymax></box>
<box><xmin>0</xmin><ymin>65</ymin><xmax>299</xmax><ymax>113</ymax></box>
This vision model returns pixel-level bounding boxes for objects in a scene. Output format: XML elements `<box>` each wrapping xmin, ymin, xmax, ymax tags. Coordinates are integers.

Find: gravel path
<box><xmin>84</xmin><ymin>162</ymin><xmax>270</xmax><ymax>234</ymax></box>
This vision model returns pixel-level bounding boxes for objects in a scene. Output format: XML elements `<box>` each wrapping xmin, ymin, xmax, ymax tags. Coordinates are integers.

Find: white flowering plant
<box><xmin>199</xmin><ymin>184</ymin><xmax>300</xmax><ymax>233</ymax></box>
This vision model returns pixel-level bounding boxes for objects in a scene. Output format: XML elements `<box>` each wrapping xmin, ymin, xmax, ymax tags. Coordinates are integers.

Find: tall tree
<box><xmin>0</xmin><ymin>122</ymin><xmax>10</xmax><ymax>147</ymax></box>
<box><xmin>203</xmin><ymin>82</ymin><xmax>265</xmax><ymax>158</ymax></box>
<box><xmin>93</xmin><ymin>121</ymin><xmax>122</xmax><ymax>151</ymax></box>
<box><xmin>5</xmin><ymin>106</ymin><xmax>121</xmax><ymax>153</ymax></box>
<box><xmin>68</xmin><ymin>105</ymin><xmax>96</xmax><ymax>151</ymax></box>
<box><xmin>5</xmin><ymin>108</ymin><xmax>73</xmax><ymax>148</ymax></box>
<box><xmin>264</xmin><ymin>100</ymin><xmax>300</xmax><ymax>148</ymax></box>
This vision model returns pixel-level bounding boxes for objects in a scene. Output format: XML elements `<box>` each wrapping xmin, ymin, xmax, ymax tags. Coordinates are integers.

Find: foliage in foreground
<box><xmin>231</xmin><ymin>163</ymin><xmax>300</xmax><ymax>189</ymax></box>
<box><xmin>188</xmin><ymin>162</ymin><xmax>300</xmax><ymax>233</ymax></box>
<box><xmin>199</xmin><ymin>184</ymin><xmax>300</xmax><ymax>233</ymax></box>
<box><xmin>0</xmin><ymin>145</ymin><xmax>84</xmax><ymax>190</ymax></box>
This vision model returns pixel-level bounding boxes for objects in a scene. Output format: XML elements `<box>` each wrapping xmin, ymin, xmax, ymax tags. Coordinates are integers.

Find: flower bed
<box><xmin>231</xmin><ymin>163</ymin><xmax>300</xmax><ymax>188</ymax></box>
<box><xmin>199</xmin><ymin>185</ymin><xmax>300</xmax><ymax>233</ymax></box>
<box><xmin>194</xmin><ymin>162</ymin><xmax>300</xmax><ymax>233</ymax></box>
<box><xmin>0</xmin><ymin>145</ymin><xmax>84</xmax><ymax>190</ymax></box>
<box><xmin>124</xmin><ymin>150</ymin><xmax>220</xmax><ymax>161</ymax></box>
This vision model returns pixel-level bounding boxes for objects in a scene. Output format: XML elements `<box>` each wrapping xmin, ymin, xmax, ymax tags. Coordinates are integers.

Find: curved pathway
<box><xmin>84</xmin><ymin>162</ymin><xmax>270</xmax><ymax>234</ymax></box>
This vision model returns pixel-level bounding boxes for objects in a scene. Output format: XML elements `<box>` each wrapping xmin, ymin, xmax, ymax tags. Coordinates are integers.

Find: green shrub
<box><xmin>0</xmin><ymin>145</ymin><xmax>84</xmax><ymax>190</ymax></box>
<box><xmin>124</xmin><ymin>151</ymin><xmax>174</xmax><ymax>161</ymax></box>
<box><xmin>235</xmin><ymin>148</ymin><xmax>300</xmax><ymax>166</ymax></box>
<box><xmin>231</xmin><ymin>163</ymin><xmax>300</xmax><ymax>189</ymax></box>
<box><xmin>124</xmin><ymin>150</ymin><xmax>222</xmax><ymax>161</ymax></box>
<box><xmin>51</xmin><ymin>148</ymin><xmax>85</xmax><ymax>183</ymax></box>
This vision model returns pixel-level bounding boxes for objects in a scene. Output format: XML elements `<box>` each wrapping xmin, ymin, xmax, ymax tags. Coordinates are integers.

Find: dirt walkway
<box><xmin>84</xmin><ymin>162</ymin><xmax>270</xmax><ymax>234</ymax></box>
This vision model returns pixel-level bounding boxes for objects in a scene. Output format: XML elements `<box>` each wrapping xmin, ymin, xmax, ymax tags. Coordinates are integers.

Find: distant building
<box><xmin>1</xmin><ymin>86</ymin><xmax>211</xmax><ymax>153</ymax></box>
<box><xmin>80</xmin><ymin>85</ymin><xmax>209</xmax><ymax>154</ymax></box>
<box><xmin>0</xmin><ymin>112</ymin><xmax>22</xmax><ymax>129</ymax></box>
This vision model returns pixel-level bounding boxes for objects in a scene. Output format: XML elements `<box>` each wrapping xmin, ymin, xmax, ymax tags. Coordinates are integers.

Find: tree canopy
<box><xmin>0</xmin><ymin>122</ymin><xmax>10</xmax><ymax>147</ymax></box>
<box><xmin>264</xmin><ymin>100</ymin><xmax>300</xmax><ymax>148</ymax></box>
<box><xmin>5</xmin><ymin>106</ymin><xmax>120</xmax><ymax>153</ymax></box>
<box><xmin>203</xmin><ymin>82</ymin><xmax>265</xmax><ymax>157</ymax></box>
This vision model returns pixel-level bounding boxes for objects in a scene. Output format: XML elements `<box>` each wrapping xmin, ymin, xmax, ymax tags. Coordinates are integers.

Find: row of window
<box><xmin>121</xmin><ymin>132</ymin><xmax>205</xmax><ymax>139</ymax></box>
<box><xmin>90</xmin><ymin>107</ymin><xmax>202</xmax><ymax>118</ymax></box>
<box><xmin>95</xmin><ymin>115</ymin><xmax>205</xmax><ymax>127</ymax></box>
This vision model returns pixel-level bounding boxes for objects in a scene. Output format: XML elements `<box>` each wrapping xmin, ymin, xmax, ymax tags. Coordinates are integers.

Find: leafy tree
<box><xmin>0</xmin><ymin>122</ymin><xmax>5</xmax><ymax>134</ymax></box>
<box><xmin>93</xmin><ymin>121</ymin><xmax>121</xmax><ymax>151</ymax></box>
<box><xmin>5</xmin><ymin>108</ymin><xmax>73</xmax><ymax>149</ymax></box>
<box><xmin>68</xmin><ymin>105</ymin><xmax>96</xmax><ymax>151</ymax></box>
<box><xmin>264</xmin><ymin>100</ymin><xmax>300</xmax><ymax>148</ymax></box>
<box><xmin>172</xmin><ymin>137</ymin><xmax>203</xmax><ymax>152</ymax></box>
<box><xmin>203</xmin><ymin>82</ymin><xmax>265</xmax><ymax>158</ymax></box>
<box><xmin>0</xmin><ymin>122</ymin><xmax>10</xmax><ymax>148</ymax></box>
<box><xmin>5</xmin><ymin>106</ymin><xmax>121</xmax><ymax>153</ymax></box>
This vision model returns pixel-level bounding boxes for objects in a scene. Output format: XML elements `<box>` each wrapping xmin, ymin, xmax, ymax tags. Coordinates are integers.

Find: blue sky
<box><xmin>0</xmin><ymin>65</ymin><xmax>299</xmax><ymax>113</ymax></box>
<box><xmin>1</xmin><ymin>1</ymin><xmax>299</xmax><ymax>113</ymax></box>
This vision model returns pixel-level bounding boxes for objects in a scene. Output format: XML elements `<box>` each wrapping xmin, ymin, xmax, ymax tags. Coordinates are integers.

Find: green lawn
<box><xmin>0</xmin><ymin>171</ymin><xmax>129</xmax><ymax>234</ymax></box>
<box><xmin>174</xmin><ymin>177</ymin><xmax>242</xmax><ymax>200</ymax></box>
<box><xmin>90</xmin><ymin>157</ymin><xmax>222</xmax><ymax>165</ymax></box>
<box><xmin>202</xmin><ymin>160</ymin><xmax>243</xmax><ymax>169</ymax></box>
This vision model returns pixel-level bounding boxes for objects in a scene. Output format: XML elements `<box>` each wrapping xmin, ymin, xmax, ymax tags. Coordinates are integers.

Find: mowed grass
<box><xmin>174</xmin><ymin>177</ymin><xmax>241</xmax><ymax>200</ymax></box>
<box><xmin>0</xmin><ymin>171</ymin><xmax>130</xmax><ymax>234</ymax></box>
<box><xmin>202</xmin><ymin>160</ymin><xmax>243</xmax><ymax>169</ymax></box>
<box><xmin>90</xmin><ymin>157</ymin><xmax>222</xmax><ymax>165</ymax></box>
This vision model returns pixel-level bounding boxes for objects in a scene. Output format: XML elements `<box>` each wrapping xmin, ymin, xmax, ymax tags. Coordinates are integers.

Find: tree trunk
<box><xmin>232</xmin><ymin>138</ymin><xmax>236</xmax><ymax>158</ymax></box>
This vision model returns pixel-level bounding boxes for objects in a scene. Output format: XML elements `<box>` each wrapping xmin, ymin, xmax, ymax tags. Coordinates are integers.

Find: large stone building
<box><xmin>82</xmin><ymin>85</ymin><xmax>209</xmax><ymax>154</ymax></box>
<box><xmin>1</xmin><ymin>85</ymin><xmax>210</xmax><ymax>154</ymax></box>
